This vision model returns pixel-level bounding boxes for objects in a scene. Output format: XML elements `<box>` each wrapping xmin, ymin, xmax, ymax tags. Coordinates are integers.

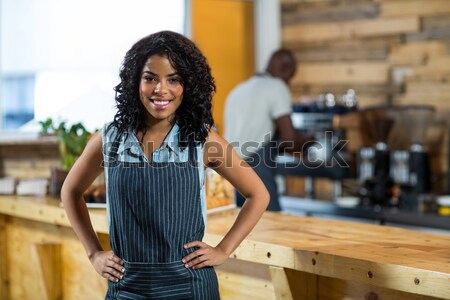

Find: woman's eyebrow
<box><xmin>143</xmin><ymin>71</ymin><xmax>179</xmax><ymax>77</ymax></box>
<box><xmin>143</xmin><ymin>71</ymin><xmax>157</xmax><ymax>76</ymax></box>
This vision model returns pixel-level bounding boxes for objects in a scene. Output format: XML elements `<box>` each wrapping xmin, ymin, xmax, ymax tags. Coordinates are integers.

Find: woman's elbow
<box><xmin>60</xmin><ymin>181</ymin><xmax>71</xmax><ymax>204</ymax></box>
<box><xmin>60</xmin><ymin>179</ymin><xmax>80</xmax><ymax>204</ymax></box>
<box><xmin>259</xmin><ymin>187</ymin><xmax>270</xmax><ymax>210</ymax></box>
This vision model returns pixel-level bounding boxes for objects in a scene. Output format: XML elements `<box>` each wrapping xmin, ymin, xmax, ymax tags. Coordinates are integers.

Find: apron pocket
<box><xmin>117</xmin><ymin>260</ymin><xmax>192</xmax><ymax>300</ymax></box>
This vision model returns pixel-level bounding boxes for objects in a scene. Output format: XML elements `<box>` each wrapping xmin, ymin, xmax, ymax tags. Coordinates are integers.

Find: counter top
<box><xmin>1</xmin><ymin>195</ymin><xmax>449</xmax><ymax>299</ymax></box>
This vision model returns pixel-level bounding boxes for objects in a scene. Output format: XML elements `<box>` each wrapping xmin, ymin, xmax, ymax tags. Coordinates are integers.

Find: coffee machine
<box><xmin>357</xmin><ymin>105</ymin><xmax>443</xmax><ymax>211</ymax></box>
<box><xmin>283</xmin><ymin>91</ymin><xmax>355</xmax><ymax>200</ymax></box>
<box><xmin>389</xmin><ymin>105</ymin><xmax>437</xmax><ymax>211</ymax></box>
<box><xmin>357</xmin><ymin>105</ymin><xmax>397</xmax><ymax>207</ymax></box>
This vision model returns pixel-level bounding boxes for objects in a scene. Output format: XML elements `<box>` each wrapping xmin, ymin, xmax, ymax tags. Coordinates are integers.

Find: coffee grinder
<box><xmin>390</xmin><ymin>105</ymin><xmax>435</xmax><ymax>211</ymax></box>
<box><xmin>357</xmin><ymin>105</ymin><xmax>397</xmax><ymax>207</ymax></box>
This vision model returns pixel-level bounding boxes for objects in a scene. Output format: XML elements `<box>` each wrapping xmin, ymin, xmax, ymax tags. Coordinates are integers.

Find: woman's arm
<box><xmin>61</xmin><ymin>131</ymin><xmax>124</xmax><ymax>282</ymax></box>
<box><xmin>182</xmin><ymin>130</ymin><xmax>269</xmax><ymax>269</ymax></box>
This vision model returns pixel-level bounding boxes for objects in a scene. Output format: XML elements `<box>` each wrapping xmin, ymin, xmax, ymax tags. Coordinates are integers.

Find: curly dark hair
<box><xmin>110</xmin><ymin>30</ymin><xmax>215</xmax><ymax>147</ymax></box>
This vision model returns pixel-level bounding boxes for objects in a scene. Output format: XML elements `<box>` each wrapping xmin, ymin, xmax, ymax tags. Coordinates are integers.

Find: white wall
<box><xmin>255</xmin><ymin>0</ymin><xmax>281</xmax><ymax>73</ymax></box>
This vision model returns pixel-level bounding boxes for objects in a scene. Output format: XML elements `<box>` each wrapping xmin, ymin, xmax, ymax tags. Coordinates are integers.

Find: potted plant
<box><xmin>39</xmin><ymin>118</ymin><xmax>91</xmax><ymax>197</ymax></box>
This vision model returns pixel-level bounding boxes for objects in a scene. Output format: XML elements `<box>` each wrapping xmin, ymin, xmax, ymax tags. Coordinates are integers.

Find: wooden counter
<box><xmin>0</xmin><ymin>195</ymin><xmax>449</xmax><ymax>300</ymax></box>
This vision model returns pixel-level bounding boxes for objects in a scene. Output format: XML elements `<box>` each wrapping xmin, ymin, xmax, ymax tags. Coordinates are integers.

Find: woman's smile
<box><xmin>149</xmin><ymin>97</ymin><xmax>173</xmax><ymax>110</ymax></box>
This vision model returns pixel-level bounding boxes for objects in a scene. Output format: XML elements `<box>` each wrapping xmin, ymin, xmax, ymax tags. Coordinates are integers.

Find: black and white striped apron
<box><xmin>104</xmin><ymin>138</ymin><xmax>220</xmax><ymax>300</ymax></box>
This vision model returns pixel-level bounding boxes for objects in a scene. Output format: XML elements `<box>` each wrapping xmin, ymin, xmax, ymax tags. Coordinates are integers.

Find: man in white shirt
<box><xmin>224</xmin><ymin>49</ymin><xmax>310</xmax><ymax>211</ymax></box>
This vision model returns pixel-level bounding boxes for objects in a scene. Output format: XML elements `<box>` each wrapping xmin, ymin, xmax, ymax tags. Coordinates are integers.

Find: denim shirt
<box><xmin>102</xmin><ymin>122</ymin><xmax>207</xmax><ymax>230</ymax></box>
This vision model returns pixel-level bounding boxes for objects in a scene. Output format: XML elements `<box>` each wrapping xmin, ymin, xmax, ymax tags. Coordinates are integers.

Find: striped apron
<box><xmin>104</xmin><ymin>138</ymin><xmax>220</xmax><ymax>300</ymax></box>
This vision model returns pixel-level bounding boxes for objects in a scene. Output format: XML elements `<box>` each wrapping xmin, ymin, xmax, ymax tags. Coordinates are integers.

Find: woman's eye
<box><xmin>168</xmin><ymin>78</ymin><xmax>180</xmax><ymax>84</ymax></box>
<box><xmin>143</xmin><ymin>76</ymin><xmax>156</xmax><ymax>82</ymax></box>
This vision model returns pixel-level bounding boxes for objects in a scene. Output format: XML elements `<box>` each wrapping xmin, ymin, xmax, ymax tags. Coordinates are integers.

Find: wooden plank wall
<box><xmin>0</xmin><ymin>143</ymin><xmax>60</xmax><ymax>179</ymax></box>
<box><xmin>281</xmin><ymin>0</ymin><xmax>450</xmax><ymax>196</ymax></box>
<box><xmin>0</xmin><ymin>142</ymin><xmax>105</xmax><ymax>191</ymax></box>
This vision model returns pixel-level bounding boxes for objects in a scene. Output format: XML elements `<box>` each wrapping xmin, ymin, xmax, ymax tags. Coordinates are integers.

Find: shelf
<box><xmin>0</xmin><ymin>135</ymin><xmax>58</xmax><ymax>146</ymax></box>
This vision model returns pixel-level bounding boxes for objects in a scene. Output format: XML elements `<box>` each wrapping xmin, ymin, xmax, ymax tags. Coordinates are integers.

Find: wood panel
<box><xmin>1</xmin><ymin>158</ymin><xmax>60</xmax><ymax>178</ymax></box>
<box><xmin>31</xmin><ymin>242</ymin><xmax>62</xmax><ymax>300</ymax></box>
<box><xmin>405</xmin><ymin>14</ymin><xmax>450</xmax><ymax>42</ymax></box>
<box><xmin>0</xmin><ymin>196</ymin><xmax>109</xmax><ymax>235</ymax></box>
<box><xmin>281</xmin><ymin>0</ymin><xmax>336</xmax><ymax>5</ymax></box>
<box><xmin>422</xmin><ymin>14</ymin><xmax>450</xmax><ymax>29</ymax></box>
<box><xmin>411</xmin><ymin>56</ymin><xmax>450</xmax><ymax>74</ymax></box>
<box><xmin>0</xmin><ymin>215</ymin><xmax>8</xmax><ymax>300</ymax></box>
<box><xmin>294</xmin><ymin>249</ymin><xmax>450</xmax><ymax>299</ymax></box>
<box><xmin>0</xmin><ymin>143</ymin><xmax>61</xmax><ymax>179</ymax></box>
<box><xmin>291</xmin><ymin>83</ymin><xmax>396</xmax><ymax>95</ymax></box>
<box><xmin>389</xmin><ymin>41</ymin><xmax>449</xmax><ymax>65</ymax></box>
<box><xmin>406</xmin><ymin>56</ymin><xmax>450</xmax><ymax>83</ymax></box>
<box><xmin>6</xmin><ymin>217</ymin><xmax>109</xmax><ymax>300</ymax></box>
<box><xmin>406</xmin><ymin>82</ymin><xmax>450</xmax><ymax>96</ymax></box>
<box><xmin>282</xmin><ymin>2</ymin><xmax>379</xmax><ymax>25</ymax></box>
<box><xmin>285</xmin><ymin>35</ymin><xmax>403</xmax><ymax>50</ymax></box>
<box><xmin>318</xmin><ymin>276</ymin><xmax>442</xmax><ymax>300</ymax></box>
<box><xmin>381</xmin><ymin>0</ymin><xmax>450</xmax><ymax>17</ymax></box>
<box><xmin>395</xmin><ymin>97</ymin><xmax>450</xmax><ymax>110</ymax></box>
<box><xmin>294</xmin><ymin>44</ymin><xmax>388</xmax><ymax>62</ymax></box>
<box><xmin>216</xmin><ymin>259</ymin><xmax>274</xmax><ymax>300</ymax></box>
<box><xmin>283</xmin><ymin>17</ymin><xmax>420</xmax><ymax>44</ymax></box>
<box><xmin>406</xmin><ymin>26</ymin><xmax>450</xmax><ymax>43</ymax></box>
<box><xmin>407</xmin><ymin>71</ymin><xmax>450</xmax><ymax>82</ymax></box>
<box><xmin>0</xmin><ymin>143</ymin><xmax>59</xmax><ymax>158</ymax></box>
<box><xmin>292</xmin><ymin>62</ymin><xmax>389</xmax><ymax>85</ymax></box>
<box><xmin>270</xmin><ymin>266</ymin><xmax>318</xmax><ymax>300</ymax></box>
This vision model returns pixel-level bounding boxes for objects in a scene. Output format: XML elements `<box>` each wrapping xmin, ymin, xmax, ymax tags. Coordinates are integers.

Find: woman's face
<box><xmin>139</xmin><ymin>54</ymin><xmax>183</xmax><ymax>124</ymax></box>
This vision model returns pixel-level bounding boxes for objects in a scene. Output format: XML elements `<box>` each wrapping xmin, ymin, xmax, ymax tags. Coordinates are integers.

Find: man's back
<box><xmin>223</xmin><ymin>49</ymin><xmax>301</xmax><ymax>211</ymax></box>
<box><xmin>224</xmin><ymin>73</ymin><xmax>292</xmax><ymax>158</ymax></box>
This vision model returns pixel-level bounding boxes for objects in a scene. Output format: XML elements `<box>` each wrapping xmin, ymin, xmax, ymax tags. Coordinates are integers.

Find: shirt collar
<box><xmin>160</xmin><ymin>123</ymin><xmax>181</xmax><ymax>156</ymax></box>
<box><xmin>119</xmin><ymin>123</ymin><xmax>182</xmax><ymax>157</ymax></box>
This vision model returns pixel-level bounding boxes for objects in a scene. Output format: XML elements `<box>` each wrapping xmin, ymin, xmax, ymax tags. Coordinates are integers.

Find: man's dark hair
<box><xmin>266</xmin><ymin>49</ymin><xmax>296</xmax><ymax>83</ymax></box>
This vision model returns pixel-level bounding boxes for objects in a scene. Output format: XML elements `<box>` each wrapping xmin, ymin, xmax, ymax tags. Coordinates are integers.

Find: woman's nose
<box><xmin>154</xmin><ymin>81</ymin><xmax>167</xmax><ymax>94</ymax></box>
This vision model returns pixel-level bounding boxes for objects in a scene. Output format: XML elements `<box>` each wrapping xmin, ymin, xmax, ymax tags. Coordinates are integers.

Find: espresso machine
<box><xmin>280</xmin><ymin>91</ymin><xmax>355</xmax><ymax>200</ymax></box>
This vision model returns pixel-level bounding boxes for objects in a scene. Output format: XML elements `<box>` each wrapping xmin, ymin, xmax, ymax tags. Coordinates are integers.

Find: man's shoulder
<box><xmin>230</xmin><ymin>76</ymin><xmax>285</xmax><ymax>94</ymax></box>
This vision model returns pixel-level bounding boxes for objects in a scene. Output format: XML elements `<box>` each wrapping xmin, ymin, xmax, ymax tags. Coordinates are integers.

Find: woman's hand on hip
<box><xmin>90</xmin><ymin>250</ymin><xmax>125</xmax><ymax>282</ymax></box>
<box><xmin>182</xmin><ymin>241</ymin><xmax>229</xmax><ymax>269</ymax></box>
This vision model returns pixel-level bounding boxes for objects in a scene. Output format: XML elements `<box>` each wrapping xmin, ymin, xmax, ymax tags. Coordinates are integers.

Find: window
<box><xmin>1</xmin><ymin>75</ymin><xmax>35</xmax><ymax>128</ymax></box>
<box><xmin>1</xmin><ymin>0</ymin><xmax>186</xmax><ymax>131</ymax></box>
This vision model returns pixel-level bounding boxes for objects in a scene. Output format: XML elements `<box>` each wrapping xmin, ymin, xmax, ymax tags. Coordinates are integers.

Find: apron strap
<box><xmin>188</xmin><ymin>141</ymin><xmax>197</xmax><ymax>162</ymax></box>
<box><xmin>102</xmin><ymin>133</ymin><xmax>122</xmax><ymax>168</ymax></box>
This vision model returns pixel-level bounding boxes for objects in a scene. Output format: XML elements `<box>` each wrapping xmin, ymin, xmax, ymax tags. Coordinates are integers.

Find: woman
<box><xmin>61</xmin><ymin>30</ymin><xmax>269</xmax><ymax>300</ymax></box>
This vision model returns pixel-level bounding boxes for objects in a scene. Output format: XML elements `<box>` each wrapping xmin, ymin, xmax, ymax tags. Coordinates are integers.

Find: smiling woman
<box><xmin>60</xmin><ymin>30</ymin><xmax>269</xmax><ymax>300</ymax></box>
<box><xmin>0</xmin><ymin>0</ymin><xmax>186</xmax><ymax>131</ymax></box>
